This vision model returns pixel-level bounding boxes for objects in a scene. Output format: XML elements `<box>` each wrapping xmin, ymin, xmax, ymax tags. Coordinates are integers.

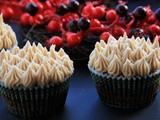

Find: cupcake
<box><xmin>88</xmin><ymin>33</ymin><xmax>160</xmax><ymax>109</ymax></box>
<box><xmin>0</xmin><ymin>41</ymin><xmax>74</xmax><ymax>118</ymax></box>
<box><xmin>0</xmin><ymin>14</ymin><xmax>17</xmax><ymax>50</ymax></box>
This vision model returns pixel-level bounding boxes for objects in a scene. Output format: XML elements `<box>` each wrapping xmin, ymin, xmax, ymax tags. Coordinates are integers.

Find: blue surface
<box><xmin>0</xmin><ymin>0</ymin><xmax>160</xmax><ymax>120</ymax></box>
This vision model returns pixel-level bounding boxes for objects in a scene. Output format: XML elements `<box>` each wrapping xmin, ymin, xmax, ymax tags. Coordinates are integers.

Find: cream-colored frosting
<box><xmin>122</xmin><ymin>59</ymin><xmax>135</xmax><ymax>77</ymax></box>
<box><xmin>0</xmin><ymin>41</ymin><xmax>74</xmax><ymax>88</ymax></box>
<box><xmin>89</xmin><ymin>34</ymin><xmax>160</xmax><ymax>77</ymax></box>
<box><xmin>0</xmin><ymin>14</ymin><xmax>17</xmax><ymax>50</ymax></box>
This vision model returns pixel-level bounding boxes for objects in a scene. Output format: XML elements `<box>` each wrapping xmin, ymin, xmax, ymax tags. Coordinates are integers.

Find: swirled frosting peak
<box><xmin>88</xmin><ymin>34</ymin><xmax>160</xmax><ymax>77</ymax></box>
<box><xmin>0</xmin><ymin>14</ymin><xmax>17</xmax><ymax>50</ymax></box>
<box><xmin>0</xmin><ymin>41</ymin><xmax>74</xmax><ymax>88</ymax></box>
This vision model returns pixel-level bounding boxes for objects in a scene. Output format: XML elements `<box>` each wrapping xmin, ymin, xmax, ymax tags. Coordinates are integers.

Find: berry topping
<box><xmin>67</xmin><ymin>33</ymin><xmax>81</xmax><ymax>46</ymax></box>
<box><xmin>25</xmin><ymin>3</ymin><xmax>38</xmax><ymax>16</ymax></box>
<box><xmin>149</xmin><ymin>24</ymin><xmax>160</xmax><ymax>35</ymax></box>
<box><xmin>46</xmin><ymin>36</ymin><xmax>63</xmax><ymax>48</ymax></box>
<box><xmin>56</xmin><ymin>3</ymin><xmax>68</xmax><ymax>15</ymax></box>
<box><xmin>68</xmin><ymin>0</ymin><xmax>79</xmax><ymax>12</ymax></box>
<box><xmin>20</xmin><ymin>13</ymin><xmax>30</xmax><ymax>26</ymax></box>
<box><xmin>100</xmin><ymin>32</ymin><xmax>111</xmax><ymax>42</ymax></box>
<box><xmin>68</xmin><ymin>20</ymin><xmax>80</xmax><ymax>33</ymax></box>
<box><xmin>1</xmin><ymin>7</ymin><xmax>14</xmax><ymax>20</ymax></box>
<box><xmin>116</xmin><ymin>4</ymin><xmax>128</xmax><ymax>17</ymax></box>
<box><xmin>78</xmin><ymin>17</ymin><xmax>90</xmax><ymax>31</ymax></box>
<box><xmin>133</xmin><ymin>6</ymin><xmax>147</xmax><ymax>20</ymax></box>
<box><xmin>93</xmin><ymin>7</ymin><xmax>106</xmax><ymax>20</ymax></box>
<box><xmin>47</xmin><ymin>20</ymin><xmax>60</xmax><ymax>32</ymax></box>
<box><xmin>113</xmin><ymin>27</ymin><xmax>125</xmax><ymax>37</ymax></box>
<box><xmin>106</xmin><ymin>10</ymin><xmax>117</xmax><ymax>22</ymax></box>
<box><xmin>155</xmin><ymin>8</ymin><xmax>160</xmax><ymax>21</ymax></box>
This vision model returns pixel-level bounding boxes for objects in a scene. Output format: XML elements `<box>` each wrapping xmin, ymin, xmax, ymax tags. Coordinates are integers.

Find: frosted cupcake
<box><xmin>0</xmin><ymin>14</ymin><xmax>17</xmax><ymax>50</ymax></box>
<box><xmin>88</xmin><ymin>33</ymin><xmax>160</xmax><ymax>109</ymax></box>
<box><xmin>0</xmin><ymin>42</ymin><xmax>74</xmax><ymax>118</ymax></box>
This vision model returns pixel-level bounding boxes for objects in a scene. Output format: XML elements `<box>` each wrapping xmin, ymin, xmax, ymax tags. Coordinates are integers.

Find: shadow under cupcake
<box><xmin>88</xmin><ymin>33</ymin><xmax>160</xmax><ymax>109</ymax></box>
<box><xmin>0</xmin><ymin>41</ymin><xmax>74</xmax><ymax>118</ymax></box>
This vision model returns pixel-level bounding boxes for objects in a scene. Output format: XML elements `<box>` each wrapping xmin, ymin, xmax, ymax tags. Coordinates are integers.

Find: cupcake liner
<box><xmin>89</xmin><ymin>68</ymin><xmax>160</xmax><ymax>109</ymax></box>
<box><xmin>0</xmin><ymin>79</ymin><xmax>70</xmax><ymax>119</ymax></box>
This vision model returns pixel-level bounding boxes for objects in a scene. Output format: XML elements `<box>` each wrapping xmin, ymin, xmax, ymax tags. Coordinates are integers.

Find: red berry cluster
<box><xmin>0</xmin><ymin>0</ymin><xmax>160</xmax><ymax>48</ymax></box>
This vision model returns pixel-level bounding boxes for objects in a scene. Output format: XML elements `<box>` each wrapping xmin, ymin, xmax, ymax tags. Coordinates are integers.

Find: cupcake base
<box><xmin>0</xmin><ymin>79</ymin><xmax>70</xmax><ymax>119</ymax></box>
<box><xmin>90</xmin><ymin>70</ymin><xmax>160</xmax><ymax>109</ymax></box>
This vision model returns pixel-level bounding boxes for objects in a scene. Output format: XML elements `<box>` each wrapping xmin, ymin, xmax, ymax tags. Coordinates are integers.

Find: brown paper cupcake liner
<box><xmin>0</xmin><ymin>79</ymin><xmax>70</xmax><ymax>119</ymax></box>
<box><xmin>89</xmin><ymin>69</ymin><xmax>160</xmax><ymax>109</ymax></box>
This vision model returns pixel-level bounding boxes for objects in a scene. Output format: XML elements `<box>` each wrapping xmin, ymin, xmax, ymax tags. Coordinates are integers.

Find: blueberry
<box><xmin>77</xmin><ymin>0</ymin><xmax>85</xmax><ymax>4</ymax></box>
<box><xmin>25</xmin><ymin>2</ymin><xmax>38</xmax><ymax>16</ymax></box>
<box><xmin>115</xmin><ymin>4</ymin><xmax>128</xmax><ymax>17</ymax></box>
<box><xmin>78</xmin><ymin>17</ymin><xmax>90</xmax><ymax>31</ymax></box>
<box><xmin>128</xmin><ymin>28</ymin><xmax>144</xmax><ymax>38</ymax></box>
<box><xmin>56</xmin><ymin>4</ymin><xmax>68</xmax><ymax>15</ymax></box>
<box><xmin>133</xmin><ymin>6</ymin><xmax>146</xmax><ymax>20</ymax></box>
<box><xmin>68</xmin><ymin>0</ymin><xmax>79</xmax><ymax>12</ymax></box>
<box><xmin>125</xmin><ymin>14</ymin><xmax>132</xmax><ymax>24</ymax></box>
<box><xmin>156</xmin><ymin>8</ymin><xmax>160</xmax><ymax>21</ymax></box>
<box><xmin>68</xmin><ymin>20</ymin><xmax>80</xmax><ymax>32</ymax></box>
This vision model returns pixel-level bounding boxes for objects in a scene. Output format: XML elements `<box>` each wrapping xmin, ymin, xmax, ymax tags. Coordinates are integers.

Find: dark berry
<box><xmin>128</xmin><ymin>28</ymin><xmax>144</xmax><ymax>38</ymax></box>
<box><xmin>125</xmin><ymin>14</ymin><xmax>132</xmax><ymax>24</ymax></box>
<box><xmin>77</xmin><ymin>0</ymin><xmax>85</xmax><ymax>4</ymax></box>
<box><xmin>78</xmin><ymin>17</ymin><xmax>90</xmax><ymax>31</ymax></box>
<box><xmin>39</xmin><ymin>0</ymin><xmax>46</xmax><ymax>2</ymax></box>
<box><xmin>56</xmin><ymin>4</ymin><xmax>68</xmax><ymax>15</ymax></box>
<box><xmin>25</xmin><ymin>3</ymin><xmax>38</xmax><ymax>16</ymax></box>
<box><xmin>68</xmin><ymin>0</ymin><xmax>79</xmax><ymax>12</ymax></box>
<box><xmin>133</xmin><ymin>6</ymin><xmax>146</xmax><ymax>20</ymax></box>
<box><xmin>115</xmin><ymin>4</ymin><xmax>128</xmax><ymax>17</ymax></box>
<box><xmin>68</xmin><ymin>20</ymin><xmax>80</xmax><ymax>32</ymax></box>
<box><xmin>155</xmin><ymin>8</ymin><xmax>160</xmax><ymax>21</ymax></box>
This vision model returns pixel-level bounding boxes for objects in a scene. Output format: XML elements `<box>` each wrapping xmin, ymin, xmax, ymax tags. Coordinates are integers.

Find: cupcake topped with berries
<box><xmin>88</xmin><ymin>33</ymin><xmax>160</xmax><ymax>109</ymax></box>
<box><xmin>0</xmin><ymin>14</ymin><xmax>17</xmax><ymax>50</ymax></box>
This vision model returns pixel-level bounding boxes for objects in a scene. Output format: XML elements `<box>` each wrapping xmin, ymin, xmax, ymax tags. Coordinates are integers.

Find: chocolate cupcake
<box><xmin>0</xmin><ymin>14</ymin><xmax>17</xmax><ymax>50</ymax></box>
<box><xmin>88</xmin><ymin>33</ymin><xmax>160</xmax><ymax>109</ymax></box>
<box><xmin>0</xmin><ymin>42</ymin><xmax>74</xmax><ymax>118</ymax></box>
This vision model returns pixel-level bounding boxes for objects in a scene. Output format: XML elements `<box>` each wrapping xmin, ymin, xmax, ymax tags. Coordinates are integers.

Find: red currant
<box><xmin>91</xmin><ymin>19</ymin><xmax>102</xmax><ymax>27</ymax></box>
<box><xmin>93</xmin><ymin>6</ymin><xmax>106</xmax><ymax>20</ymax></box>
<box><xmin>47</xmin><ymin>20</ymin><xmax>60</xmax><ymax>32</ymax></box>
<box><xmin>20</xmin><ymin>13</ymin><xmax>30</xmax><ymax>26</ymax></box>
<box><xmin>100</xmin><ymin>32</ymin><xmax>111</xmax><ymax>42</ymax></box>
<box><xmin>106</xmin><ymin>10</ymin><xmax>117</xmax><ymax>22</ymax></box>
<box><xmin>67</xmin><ymin>33</ymin><xmax>81</xmax><ymax>47</ymax></box>
<box><xmin>49</xmin><ymin>36</ymin><xmax>63</xmax><ymax>48</ymax></box>
<box><xmin>1</xmin><ymin>7</ymin><xmax>14</xmax><ymax>20</ymax></box>
<box><xmin>113</xmin><ymin>27</ymin><xmax>125</xmax><ymax>36</ymax></box>
<box><xmin>36</xmin><ymin>2</ymin><xmax>44</xmax><ymax>13</ymax></box>
<box><xmin>146</xmin><ymin>15</ymin><xmax>156</xmax><ymax>24</ymax></box>
<box><xmin>149</xmin><ymin>25</ymin><xmax>160</xmax><ymax>34</ymax></box>
<box><xmin>34</xmin><ymin>13</ymin><xmax>43</xmax><ymax>25</ymax></box>
<box><xmin>29</xmin><ymin>16</ymin><xmax>36</xmax><ymax>25</ymax></box>
<box><xmin>82</xmin><ymin>4</ymin><xmax>94</xmax><ymax>18</ymax></box>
